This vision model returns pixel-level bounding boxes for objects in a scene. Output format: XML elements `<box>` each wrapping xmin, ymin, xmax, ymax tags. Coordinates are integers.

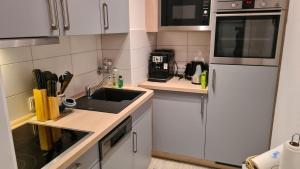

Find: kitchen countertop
<box><xmin>139</xmin><ymin>77</ymin><xmax>208</xmax><ymax>94</ymax></box>
<box><xmin>13</xmin><ymin>86</ymin><xmax>153</xmax><ymax>169</ymax></box>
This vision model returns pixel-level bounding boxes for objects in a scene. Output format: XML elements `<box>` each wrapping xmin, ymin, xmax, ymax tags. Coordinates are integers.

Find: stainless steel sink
<box><xmin>76</xmin><ymin>88</ymin><xmax>145</xmax><ymax>114</ymax></box>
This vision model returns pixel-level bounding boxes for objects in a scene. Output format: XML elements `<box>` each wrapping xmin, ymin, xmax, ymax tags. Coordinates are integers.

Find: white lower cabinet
<box><xmin>132</xmin><ymin>101</ymin><xmax>152</xmax><ymax>169</ymax></box>
<box><xmin>68</xmin><ymin>100</ymin><xmax>152</xmax><ymax>169</ymax></box>
<box><xmin>152</xmin><ymin>90</ymin><xmax>206</xmax><ymax>159</ymax></box>
<box><xmin>67</xmin><ymin>144</ymin><xmax>100</xmax><ymax>169</ymax></box>
<box><xmin>101</xmin><ymin>133</ymin><xmax>133</xmax><ymax>169</ymax></box>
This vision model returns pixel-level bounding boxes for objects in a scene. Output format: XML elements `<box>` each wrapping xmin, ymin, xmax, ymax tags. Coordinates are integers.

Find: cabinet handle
<box><xmin>70</xmin><ymin>162</ymin><xmax>81</xmax><ymax>169</ymax></box>
<box><xmin>133</xmin><ymin>131</ymin><xmax>137</xmax><ymax>153</ymax></box>
<box><xmin>61</xmin><ymin>0</ymin><xmax>70</xmax><ymax>30</ymax></box>
<box><xmin>48</xmin><ymin>0</ymin><xmax>58</xmax><ymax>30</ymax></box>
<box><xmin>212</xmin><ymin>68</ymin><xmax>216</xmax><ymax>93</ymax></box>
<box><xmin>201</xmin><ymin>95</ymin><xmax>204</xmax><ymax>119</ymax></box>
<box><xmin>102</xmin><ymin>3</ymin><xmax>109</xmax><ymax>30</ymax></box>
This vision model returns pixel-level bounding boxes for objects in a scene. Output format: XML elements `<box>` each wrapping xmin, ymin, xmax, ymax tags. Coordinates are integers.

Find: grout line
<box><xmin>74</xmin><ymin>69</ymin><xmax>98</xmax><ymax>78</ymax></box>
<box><xmin>6</xmin><ymin>89</ymin><xmax>32</xmax><ymax>99</ymax></box>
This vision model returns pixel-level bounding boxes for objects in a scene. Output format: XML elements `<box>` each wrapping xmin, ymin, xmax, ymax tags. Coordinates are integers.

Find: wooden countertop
<box><xmin>139</xmin><ymin>77</ymin><xmax>208</xmax><ymax>94</ymax></box>
<box><xmin>14</xmin><ymin>86</ymin><xmax>153</xmax><ymax>169</ymax></box>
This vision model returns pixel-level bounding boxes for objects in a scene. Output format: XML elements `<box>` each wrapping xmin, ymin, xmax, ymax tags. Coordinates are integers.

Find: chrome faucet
<box><xmin>85</xmin><ymin>74</ymin><xmax>112</xmax><ymax>98</ymax></box>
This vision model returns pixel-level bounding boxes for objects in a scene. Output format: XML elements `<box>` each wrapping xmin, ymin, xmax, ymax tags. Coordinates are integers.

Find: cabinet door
<box><xmin>102</xmin><ymin>133</ymin><xmax>133</xmax><ymax>169</ymax></box>
<box><xmin>0</xmin><ymin>0</ymin><xmax>59</xmax><ymax>38</ymax></box>
<box><xmin>67</xmin><ymin>144</ymin><xmax>100</xmax><ymax>169</ymax></box>
<box><xmin>100</xmin><ymin>0</ymin><xmax>129</xmax><ymax>34</ymax></box>
<box><xmin>58</xmin><ymin>0</ymin><xmax>102</xmax><ymax>35</ymax></box>
<box><xmin>153</xmin><ymin>91</ymin><xmax>206</xmax><ymax>159</ymax></box>
<box><xmin>205</xmin><ymin>64</ymin><xmax>278</xmax><ymax>166</ymax></box>
<box><xmin>133</xmin><ymin>105</ymin><xmax>152</xmax><ymax>169</ymax></box>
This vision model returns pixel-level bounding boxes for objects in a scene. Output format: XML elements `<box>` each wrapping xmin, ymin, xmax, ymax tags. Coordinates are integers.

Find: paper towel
<box><xmin>251</xmin><ymin>145</ymin><xmax>283</xmax><ymax>169</ymax></box>
<box><xmin>279</xmin><ymin>141</ymin><xmax>300</xmax><ymax>169</ymax></box>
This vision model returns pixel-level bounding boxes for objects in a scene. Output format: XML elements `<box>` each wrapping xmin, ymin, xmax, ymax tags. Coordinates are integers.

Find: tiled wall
<box><xmin>101</xmin><ymin>31</ymin><xmax>156</xmax><ymax>85</ymax></box>
<box><xmin>156</xmin><ymin>31</ymin><xmax>211</xmax><ymax>65</ymax></box>
<box><xmin>0</xmin><ymin>35</ymin><xmax>103</xmax><ymax>121</ymax></box>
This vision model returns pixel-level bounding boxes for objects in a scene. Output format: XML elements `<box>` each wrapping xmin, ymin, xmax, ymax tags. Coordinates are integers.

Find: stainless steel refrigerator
<box><xmin>205</xmin><ymin>0</ymin><xmax>288</xmax><ymax>166</ymax></box>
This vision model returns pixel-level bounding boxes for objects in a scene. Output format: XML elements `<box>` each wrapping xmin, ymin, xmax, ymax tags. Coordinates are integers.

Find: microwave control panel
<box><xmin>201</xmin><ymin>0</ymin><xmax>211</xmax><ymax>25</ymax></box>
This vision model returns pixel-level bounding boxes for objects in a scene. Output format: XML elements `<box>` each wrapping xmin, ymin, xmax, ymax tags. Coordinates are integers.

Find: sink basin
<box><xmin>91</xmin><ymin>88</ymin><xmax>144</xmax><ymax>102</ymax></box>
<box><xmin>76</xmin><ymin>88</ymin><xmax>145</xmax><ymax>114</ymax></box>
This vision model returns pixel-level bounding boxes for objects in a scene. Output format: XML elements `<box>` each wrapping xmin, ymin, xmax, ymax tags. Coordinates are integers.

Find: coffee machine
<box><xmin>148</xmin><ymin>49</ymin><xmax>175</xmax><ymax>82</ymax></box>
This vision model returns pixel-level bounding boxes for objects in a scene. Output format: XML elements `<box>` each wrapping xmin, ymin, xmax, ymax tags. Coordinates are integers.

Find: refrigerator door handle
<box><xmin>212</xmin><ymin>69</ymin><xmax>216</xmax><ymax>93</ymax></box>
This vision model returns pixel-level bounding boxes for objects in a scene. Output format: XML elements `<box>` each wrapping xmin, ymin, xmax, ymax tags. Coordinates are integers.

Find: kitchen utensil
<box><xmin>33</xmin><ymin>69</ymin><xmax>43</xmax><ymax>89</ymax></box>
<box><xmin>60</xmin><ymin>71</ymin><xmax>73</xmax><ymax>94</ymax></box>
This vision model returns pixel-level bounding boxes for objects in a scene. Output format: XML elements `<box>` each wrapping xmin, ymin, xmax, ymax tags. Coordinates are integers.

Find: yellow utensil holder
<box><xmin>48</xmin><ymin>97</ymin><xmax>60</xmax><ymax>120</ymax></box>
<box><xmin>33</xmin><ymin>89</ymin><xmax>49</xmax><ymax>122</ymax></box>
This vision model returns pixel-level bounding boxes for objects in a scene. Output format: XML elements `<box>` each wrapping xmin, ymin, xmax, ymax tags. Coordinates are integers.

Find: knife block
<box><xmin>33</xmin><ymin>89</ymin><xmax>49</xmax><ymax>122</ymax></box>
<box><xmin>48</xmin><ymin>97</ymin><xmax>60</xmax><ymax>120</ymax></box>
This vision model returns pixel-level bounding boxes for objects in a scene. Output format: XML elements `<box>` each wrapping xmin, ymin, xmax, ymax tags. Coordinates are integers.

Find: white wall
<box><xmin>0</xmin><ymin>72</ymin><xmax>17</xmax><ymax>169</ymax></box>
<box><xmin>271</xmin><ymin>0</ymin><xmax>300</xmax><ymax>147</ymax></box>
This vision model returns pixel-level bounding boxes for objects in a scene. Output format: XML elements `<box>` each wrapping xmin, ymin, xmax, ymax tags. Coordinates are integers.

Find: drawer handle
<box><xmin>133</xmin><ymin>131</ymin><xmax>137</xmax><ymax>153</ymax></box>
<box><xmin>70</xmin><ymin>162</ymin><xmax>81</xmax><ymax>169</ymax></box>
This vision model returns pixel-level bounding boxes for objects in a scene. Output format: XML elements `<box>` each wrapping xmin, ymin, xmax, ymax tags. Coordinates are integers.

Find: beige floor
<box><xmin>148</xmin><ymin>158</ymin><xmax>214</xmax><ymax>169</ymax></box>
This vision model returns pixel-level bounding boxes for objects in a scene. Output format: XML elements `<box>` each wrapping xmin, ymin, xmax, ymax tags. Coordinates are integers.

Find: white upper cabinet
<box><xmin>57</xmin><ymin>0</ymin><xmax>102</xmax><ymax>35</ymax></box>
<box><xmin>100</xmin><ymin>0</ymin><xmax>129</xmax><ymax>34</ymax></box>
<box><xmin>0</xmin><ymin>0</ymin><xmax>128</xmax><ymax>39</ymax></box>
<box><xmin>0</xmin><ymin>0</ymin><xmax>59</xmax><ymax>38</ymax></box>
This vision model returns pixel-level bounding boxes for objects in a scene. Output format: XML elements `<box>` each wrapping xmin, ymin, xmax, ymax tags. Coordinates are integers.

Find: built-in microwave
<box><xmin>159</xmin><ymin>0</ymin><xmax>212</xmax><ymax>31</ymax></box>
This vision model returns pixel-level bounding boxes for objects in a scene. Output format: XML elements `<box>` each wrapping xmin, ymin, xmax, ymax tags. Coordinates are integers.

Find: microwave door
<box><xmin>212</xmin><ymin>12</ymin><xmax>283</xmax><ymax>66</ymax></box>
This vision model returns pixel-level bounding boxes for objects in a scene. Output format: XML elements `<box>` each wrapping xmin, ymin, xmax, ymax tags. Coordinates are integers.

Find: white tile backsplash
<box><xmin>157</xmin><ymin>45</ymin><xmax>188</xmax><ymax>62</ymax></box>
<box><xmin>157</xmin><ymin>32</ymin><xmax>188</xmax><ymax>46</ymax></box>
<box><xmin>32</xmin><ymin>36</ymin><xmax>70</xmax><ymax>60</ymax></box>
<box><xmin>6</xmin><ymin>91</ymin><xmax>32</xmax><ymax>121</ymax></box>
<box><xmin>101</xmin><ymin>34</ymin><xmax>130</xmax><ymax>50</ymax></box>
<box><xmin>73</xmin><ymin>71</ymin><xmax>100</xmax><ymax>93</ymax></box>
<box><xmin>187</xmin><ymin>45</ymin><xmax>210</xmax><ymax>63</ymax></box>
<box><xmin>72</xmin><ymin>51</ymin><xmax>98</xmax><ymax>76</ymax></box>
<box><xmin>1</xmin><ymin>61</ymin><xmax>33</xmax><ymax>97</ymax></box>
<box><xmin>102</xmin><ymin>49</ymin><xmax>131</xmax><ymax>69</ymax></box>
<box><xmin>97</xmin><ymin>35</ymin><xmax>102</xmax><ymax>50</ymax></box>
<box><xmin>33</xmin><ymin>55</ymin><xmax>73</xmax><ymax>76</ymax></box>
<box><xmin>70</xmin><ymin>35</ymin><xmax>97</xmax><ymax>53</ymax></box>
<box><xmin>157</xmin><ymin>31</ymin><xmax>211</xmax><ymax>63</ymax></box>
<box><xmin>187</xmin><ymin>32</ymin><xmax>211</xmax><ymax>46</ymax></box>
<box><xmin>0</xmin><ymin>47</ymin><xmax>32</xmax><ymax>65</ymax></box>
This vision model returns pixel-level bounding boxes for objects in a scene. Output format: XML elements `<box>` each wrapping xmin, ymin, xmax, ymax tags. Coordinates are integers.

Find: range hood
<box><xmin>0</xmin><ymin>37</ymin><xmax>59</xmax><ymax>48</ymax></box>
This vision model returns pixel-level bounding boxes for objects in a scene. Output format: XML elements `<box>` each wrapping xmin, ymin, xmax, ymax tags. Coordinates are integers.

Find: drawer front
<box><xmin>67</xmin><ymin>144</ymin><xmax>100</xmax><ymax>169</ymax></box>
